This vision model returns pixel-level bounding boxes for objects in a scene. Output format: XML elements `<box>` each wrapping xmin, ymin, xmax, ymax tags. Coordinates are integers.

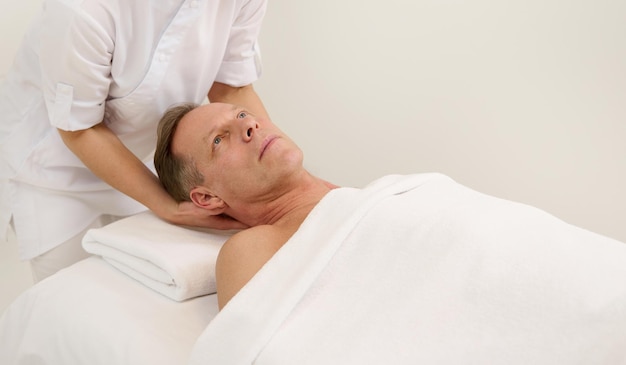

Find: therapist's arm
<box><xmin>208</xmin><ymin>82</ymin><xmax>270</xmax><ymax>121</ymax></box>
<box><xmin>58</xmin><ymin>123</ymin><xmax>247</xmax><ymax>229</ymax></box>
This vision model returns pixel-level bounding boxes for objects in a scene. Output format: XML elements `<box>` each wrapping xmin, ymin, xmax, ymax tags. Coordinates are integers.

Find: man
<box><xmin>157</xmin><ymin>103</ymin><xmax>626</xmax><ymax>364</ymax></box>
<box><xmin>155</xmin><ymin>102</ymin><xmax>337</xmax><ymax>308</ymax></box>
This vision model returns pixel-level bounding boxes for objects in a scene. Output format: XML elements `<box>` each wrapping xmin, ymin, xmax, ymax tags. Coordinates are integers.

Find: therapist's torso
<box><xmin>0</xmin><ymin>0</ymin><xmax>264</xmax><ymax>192</ymax></box>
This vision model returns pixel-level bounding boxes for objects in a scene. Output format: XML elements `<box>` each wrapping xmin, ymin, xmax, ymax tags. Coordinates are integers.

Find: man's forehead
<box><xmin>185</xmin><ymin>102</ymin><xmax>237</xmax><ymax>124</ymax></box>
<box><xmin>171</xmin><ymin>110</ymin><xmax>203</xmax><ymax>156</ymax></box>
<box><xmin>171</xmin><ymin>103</ymin><xmax>235</xmax><ymax>155</ymax></box>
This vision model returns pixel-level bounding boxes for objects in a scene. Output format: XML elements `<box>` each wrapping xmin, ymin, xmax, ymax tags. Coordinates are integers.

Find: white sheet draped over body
<box><xmin>189</xmin><ymin>173</ymin><xmax>626</xmax><ymax>365</ymax></box>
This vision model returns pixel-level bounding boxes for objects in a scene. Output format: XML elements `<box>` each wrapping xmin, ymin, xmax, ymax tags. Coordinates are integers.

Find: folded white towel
<box><xmin>82</xmin><ymin>211</ymin><xmax>234</xmax><ymax>301</ymax></box>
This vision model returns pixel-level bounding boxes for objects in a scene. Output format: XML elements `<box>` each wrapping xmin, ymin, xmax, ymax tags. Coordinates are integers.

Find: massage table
<box><xmin>0</xmin><ymin>209</ymin><xmax>231</xmax><ymax>364</ymax></box>
<box><xmin>0</xmin><ymin>257</ymin><xmax>219</xmax><ymax>364</ymax></box>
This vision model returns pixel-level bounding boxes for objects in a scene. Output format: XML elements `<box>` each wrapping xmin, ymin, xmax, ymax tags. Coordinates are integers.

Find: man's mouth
<box><xmin>259</xmin><ymin>136</ymin><xmax>278</xmax><ymax>160</ymax></box>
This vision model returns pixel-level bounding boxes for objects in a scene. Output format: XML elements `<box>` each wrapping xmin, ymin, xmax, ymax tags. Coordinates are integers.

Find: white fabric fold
<box><xmin>188</xmin><ymin>173</ymin><xmax>626</xmax><ymax>364</ymax></box>
<box><xmin>83</xmin><ymin>211</ymin><xmax>234</xmax><ymax>301</ymax></box>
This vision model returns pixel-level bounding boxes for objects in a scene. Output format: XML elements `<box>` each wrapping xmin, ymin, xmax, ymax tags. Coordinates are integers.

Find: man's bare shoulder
<box><xmin>219</xmin><ymin>224</ymin><xmax>293</xmax><ymax>275</ymax></box>
<box><xmin>215</xmin><ymin>224</ymin><xmax>293</xmax><ymax>309</ymax></box>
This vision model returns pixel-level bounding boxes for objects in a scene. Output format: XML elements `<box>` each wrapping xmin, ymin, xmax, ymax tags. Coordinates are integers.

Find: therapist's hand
<box><xmin>58</xmin><ymin>123</ymin><xmax>248</xmax><ymax>231</ymax></box>
<box><xmin>168</xmin><ymin>200</ymin><xmax>249</xmax><ymax>230</ymax></box>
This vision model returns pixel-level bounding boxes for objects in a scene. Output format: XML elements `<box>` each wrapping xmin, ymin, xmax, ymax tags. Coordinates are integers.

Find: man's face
<box><xmin>171</xmin><ymin>103</ymin><xmax>304</xmax><ymax>203</ymax></box>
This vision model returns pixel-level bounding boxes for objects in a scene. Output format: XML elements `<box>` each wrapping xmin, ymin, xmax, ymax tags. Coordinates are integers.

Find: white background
<box><xmin>2</xmin><ymin>0</ymin><xmax>625</xmax><ymax>311</ymax></box>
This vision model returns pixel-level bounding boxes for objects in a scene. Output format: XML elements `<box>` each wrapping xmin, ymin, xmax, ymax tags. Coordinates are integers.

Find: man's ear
<box><xmin>189</xmin><ymin>186</ymin><xmax>227</xmax><ymax>214</ymax></box>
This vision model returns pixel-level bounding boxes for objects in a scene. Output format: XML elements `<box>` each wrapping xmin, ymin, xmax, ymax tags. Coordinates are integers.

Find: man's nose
<box><xmin>243</xmin><ymin>119</ymin><xmax>259</xmax><ymax>141</ymax></box>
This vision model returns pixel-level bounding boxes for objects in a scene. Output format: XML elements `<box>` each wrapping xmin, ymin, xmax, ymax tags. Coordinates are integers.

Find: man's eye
<box><xmin>237</xmin><ymin>111</ymin><xmax>247</xmax><ymax>119</ymax></box>
<box><xmin>213</xmin><ymin>136</ymin><xmax>222</xmax><ymax>145</ymax></box>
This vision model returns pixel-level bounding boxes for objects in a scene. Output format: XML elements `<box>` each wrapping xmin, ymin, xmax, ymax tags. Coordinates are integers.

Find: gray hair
<box><xmin>154</xmin><ymin>102</ymin><xmax>203</xmax><ymax>202</ymax></box>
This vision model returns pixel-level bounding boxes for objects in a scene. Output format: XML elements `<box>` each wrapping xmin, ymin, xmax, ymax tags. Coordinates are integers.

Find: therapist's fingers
<box><xmin>205</xmin><ymin>214</ymin><xmax>250</xmax><ymax>230</ymax></box>
<box><xmin>170</xmin><ymin>201</ymin><xmax>249</xmax><ymax>230</ymax></box>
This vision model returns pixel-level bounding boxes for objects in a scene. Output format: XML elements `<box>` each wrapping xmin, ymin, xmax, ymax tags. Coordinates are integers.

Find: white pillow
<box><xmin>83</xmin><ymin>211</ymin><xmax>236</xmax><ymax>301</ymax></box>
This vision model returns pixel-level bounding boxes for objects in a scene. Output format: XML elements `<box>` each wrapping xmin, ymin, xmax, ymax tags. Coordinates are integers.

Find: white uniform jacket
<box><xmin>0</xmin><ymin>0</ymin><xmax>266</xmax><ymax>259</ymax></box>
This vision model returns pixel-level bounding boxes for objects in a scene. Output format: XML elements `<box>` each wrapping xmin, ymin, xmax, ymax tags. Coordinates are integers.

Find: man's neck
<box><xmin>229</xmin><ymin>172</ymin><xmax>336</xmax><ymax>228</ymax></box>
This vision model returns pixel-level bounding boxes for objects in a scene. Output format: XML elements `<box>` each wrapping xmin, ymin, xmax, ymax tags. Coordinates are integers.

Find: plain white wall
<box><xmin>0</xmin><ymin>0</ymin><xmax>624</xmax><ymax>245</ymax></box>
<box><xmin>254</xmin><ymin>0</ymin><xmax>626</xmax><ymax>242</ymax></box>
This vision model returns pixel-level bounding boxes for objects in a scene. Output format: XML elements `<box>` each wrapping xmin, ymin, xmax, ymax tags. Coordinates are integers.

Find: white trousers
<box><xmin>29</xmin><ymin>214</ymin><xmax>120</xmax><ymax>283</ymax></box>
